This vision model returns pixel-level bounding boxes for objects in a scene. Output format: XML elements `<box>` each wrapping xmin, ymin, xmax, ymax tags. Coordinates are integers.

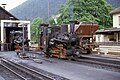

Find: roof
<box><xmin>75</xmin><ymin>22</ymin><xmax>98</xmax><ymax>35</ymax></box>
<box><xmin>110</xmin><ymin>7</ymin><xmax>120</xmax><ymax>14</ymax></box>
<box><xmin>79</xmin><ymin>22</ymin><xmax>98</xmax><ymax>26</ymax></box>
<box><xmin>75</xmin><ymin>22</ymin><xmax>98</xmax><ymax>31</ymax></box>
<box><xmin>96</xmin><ymin>27</ymin><xmax>120</xmax><ymax>34</ymax></box>
<box><xmin>0</xmin><ymin>6</ymin><xmax>18</xmax><ymax>20</ymax></box>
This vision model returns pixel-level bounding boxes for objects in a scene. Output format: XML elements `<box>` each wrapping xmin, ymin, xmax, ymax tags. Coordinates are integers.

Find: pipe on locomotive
<box><xmin>39</xmin><ymin>24</ymin><xmax>49</xmax><ymax>52</ymax></box>
<box><xmin>69</xmin><ymin>20</ymin><xmax>79</xmax><ymax>34</ymax></box>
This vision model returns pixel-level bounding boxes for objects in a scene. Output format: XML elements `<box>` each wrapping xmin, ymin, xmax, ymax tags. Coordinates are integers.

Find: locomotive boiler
<box><xmin>47</xmin><ymin>32</ymin><xmax>81</xmax><ymax>59</ymax></box>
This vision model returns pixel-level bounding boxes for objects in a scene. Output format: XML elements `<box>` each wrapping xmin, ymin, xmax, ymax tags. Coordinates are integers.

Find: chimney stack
<box><xmin>1</xmin><ymin>4</ymin><xmax>7</xmax><ymax>9</ymax></box>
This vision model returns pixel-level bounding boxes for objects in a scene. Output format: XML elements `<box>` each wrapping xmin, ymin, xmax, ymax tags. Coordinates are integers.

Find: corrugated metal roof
<box><xmin>96</xmin><ymin>27</ymin><xmax>120</xmax><ymax>34</ymax></box>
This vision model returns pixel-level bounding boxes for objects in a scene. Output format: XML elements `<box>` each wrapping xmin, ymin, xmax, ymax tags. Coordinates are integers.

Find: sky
<box><xmin>0</xmin><ymin>0</ymin><xmax>27</xmax><ymax>11</ymax></box>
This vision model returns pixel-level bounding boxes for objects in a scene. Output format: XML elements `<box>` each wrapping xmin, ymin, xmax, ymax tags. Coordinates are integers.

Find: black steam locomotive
<box><xmin>10</xmin><ymin>30</ymin><xmax>30</xmax><ymax>51</ymax></box>
<box><xmin>39</xmin><ymin>21</ymin><xmax>83</xmax><ymax>59</ymax></box>
<box><xmin>47</xmin><ymin>32</ymin><xmax>81</xmax><ymax>59</ymax></box>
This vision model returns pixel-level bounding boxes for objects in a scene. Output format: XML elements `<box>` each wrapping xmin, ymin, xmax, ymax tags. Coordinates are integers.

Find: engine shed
<box><xmin>0</xmin><ymin>6</ymin><xmax>30</xmax><ymax>51</ymax></box>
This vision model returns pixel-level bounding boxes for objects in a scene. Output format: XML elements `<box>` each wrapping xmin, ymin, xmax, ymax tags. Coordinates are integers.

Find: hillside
<box><xmin>10</xmin><ymin>0</ymin><xmax>120</xmax><ymax>21</ymax></box>
<box><xmin>10</xmin><ymin>0</ymin><xmax>66</xmax><ymax>21</ymax></box>
<box><xmin>107</xmin><ymin>0</ymin><xmax>120</xmax><ymax>8</ymax></box>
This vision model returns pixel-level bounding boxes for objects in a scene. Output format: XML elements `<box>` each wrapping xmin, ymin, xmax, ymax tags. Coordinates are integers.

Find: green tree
<box><xmin>31</xmin><ymin>17</ymin><xmax>43</xmax><ymax>41</ymax></box>
<box><xmin>57</xmin><ymin>0</ymin><xmax>113</xmax><ymax>29</ymax></box>
<box><xmin>49</xmin><ymin>17</ymin><xmax>56</xmax><ymax>25</ymax></box>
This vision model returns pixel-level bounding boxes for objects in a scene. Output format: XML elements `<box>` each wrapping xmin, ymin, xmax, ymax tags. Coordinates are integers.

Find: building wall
<box><xmin>113</xmin><ymin>13</ymin><xmax>120</xmax><ymax>28</ymax></box>
<box><xmin>96</xmin><ymin>34</ymin><xmax>104</xmax><ymax>42</ymax></box>
<box><xmin>96</xmin><ymin>34</ymin><xmax>114</xmax><ymax>42</ymax></box>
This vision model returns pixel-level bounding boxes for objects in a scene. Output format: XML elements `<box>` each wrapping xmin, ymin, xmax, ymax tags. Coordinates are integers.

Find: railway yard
<box><xmin>0</xmin><ymin>51</ymin><xmax>120</xmax><ymax>80</ymax></box>
<box><xmin>0</xmin><ymin>0</ymin><xmax>120</xmax><ymax>80</ymax></box>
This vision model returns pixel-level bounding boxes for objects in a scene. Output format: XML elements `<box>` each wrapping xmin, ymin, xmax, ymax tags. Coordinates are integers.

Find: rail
<box><xmin>1</xmin><ymin>59</ymin><xmax>54</xmax><ymax>80</ymax></box>
<box><xmin>76</xmin><ymin>56</ymin><xmax>120</xmax><ymax>72</ymax></box>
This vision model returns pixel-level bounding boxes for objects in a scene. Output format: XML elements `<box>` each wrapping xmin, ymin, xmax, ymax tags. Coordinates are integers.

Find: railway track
<box><xmin>74</xmin><ymin>56</ymin><xmax>120</xmax><ymax>72</ymax></box>
<box><xmin>0</xmin><ymin>58</ymin><xmax>55</xmax><ymax>80</ymax></box>
<box><xmin>19</xmin><ymin>51</ymin><xmax>120</xmax><ymax>72</ymax></box>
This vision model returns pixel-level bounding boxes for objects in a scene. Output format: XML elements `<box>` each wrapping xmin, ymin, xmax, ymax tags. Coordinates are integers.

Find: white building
<box><xmin>96</xmin><ymin>7</ymin><xmax>120</xmax><ymax>53</ymax></box>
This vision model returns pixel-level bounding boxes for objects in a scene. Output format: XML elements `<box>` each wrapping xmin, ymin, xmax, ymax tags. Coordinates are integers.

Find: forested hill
<box><xmin>10</xmin><ymin>0</ymin><xmax>120</xmax><ymax>21</ymax></box>
<box><xmin>107</xmin><ymin>0</ymin><xmax>120</xmax><ymax>8</ymax></box>
<box><xmin>10</xmin><ymin>0</ymin><xmax>66</xmax><ymax>21</ymax></box>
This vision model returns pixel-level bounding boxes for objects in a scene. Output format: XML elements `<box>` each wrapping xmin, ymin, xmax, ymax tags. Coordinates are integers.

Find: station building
<box><xmin>96</xmin><ymin>7</ymin><xmax>120</xmax><ymax>53</ymax></box>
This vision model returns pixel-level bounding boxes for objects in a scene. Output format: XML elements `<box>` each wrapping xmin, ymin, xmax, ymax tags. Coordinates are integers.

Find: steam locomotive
<box><xmin>10</xmin><ymin>30</ymin><xmax>30</xmax><ymax>51</ymax></box>
<box><xmin>46</xmin><ymin>32</ymin><xmax>81</xmax><ymax>59</ymax></box>
<box><xmin>39</xmin><ymin>21</ymin><xmax>95</xmax><ymax>59</ymax></box>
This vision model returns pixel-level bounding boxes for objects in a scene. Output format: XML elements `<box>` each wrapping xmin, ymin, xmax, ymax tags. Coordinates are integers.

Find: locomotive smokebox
<box><xmin>61</xmin><ymin>24</ymin><xmax>68</xmax><ymax>33</ymax></box>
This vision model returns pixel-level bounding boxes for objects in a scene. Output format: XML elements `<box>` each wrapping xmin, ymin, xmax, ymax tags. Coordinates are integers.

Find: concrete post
<box><xmin>1</xmin><ymin>21</ymin><xmax>4</xmax><ymax>51</ymax></box>
<box><xmin>27</xmin><ymin>22</ymin><xmax>31</xmax><ymax>45</ymax></box>
<box><xmin>116</xmin><ymin>32</ymin><xmax>119</xmax><ymax>42</ymax></box>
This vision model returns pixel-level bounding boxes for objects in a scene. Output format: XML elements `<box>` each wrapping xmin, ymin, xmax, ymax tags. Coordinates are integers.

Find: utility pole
<box><xmin>69</xmin><ymin>0</ymin><xmax>75</xmax><ymax>34</ymax></box>
<box><xmin>48</xmin><ymin>0</ymin><xmax>50</xmax><ymax>23</ymax></box>
<box><xmin>69</xmin><ymin>0</ymin><xmax>74</xmax><ymax>21</ymax></box>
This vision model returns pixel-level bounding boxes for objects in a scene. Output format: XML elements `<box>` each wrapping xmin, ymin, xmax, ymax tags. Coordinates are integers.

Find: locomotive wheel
<box><xmin>86</xmin><ymin>49</ymin><xmax>91</xmax><ymax>54</ymax></box>
<box><xmin>43</xmin><ymin>51</ymin><xmax>50</xmax><ymax>57</ymax></box>
<box><xmin>67</xmin><ymin>55</ymin><xmax>78</xmax><ymax>61</ymax></box>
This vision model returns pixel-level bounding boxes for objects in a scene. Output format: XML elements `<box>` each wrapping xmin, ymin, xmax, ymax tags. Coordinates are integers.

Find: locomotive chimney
<box><xmin>69</xmin><ymin>21</ymin><xmax>79</xmax><ymax>34</ymax></box>
<box><xmin>70</xmin><ymin>21</ymin><xmax>76</xmax><ymax>34</ymax></box>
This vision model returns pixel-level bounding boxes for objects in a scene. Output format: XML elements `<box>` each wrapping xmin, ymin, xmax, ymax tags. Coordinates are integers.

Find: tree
<box><xmin>49</xmin><ymin>17</ymin><xmax>56</xmax><ymax>25</ymax></box>
<box><xmin>31</xmin><ymin>17</ymin><xmax>43</xmax><ymax>41</ymax></box>
<box><xmin>57</xmin><ymin>0</ymin><xmax>113</xmax><ymax>29</ymax></box>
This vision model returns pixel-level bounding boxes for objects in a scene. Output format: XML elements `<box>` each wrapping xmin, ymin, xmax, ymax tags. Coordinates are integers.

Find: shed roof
<box><xmin>79</xmin><ymin>22</ymin><xmax>98</xmax><ymax>26</ymax></box>
<box><xmin>110</xmin><ymin>7</ymin><xmax>120</xmax><ymax>14</ymax></box>
<box><xmin>0</xmin><ymin>6</ymin><xmax>18</xmax><ymax>20</ymax></box>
